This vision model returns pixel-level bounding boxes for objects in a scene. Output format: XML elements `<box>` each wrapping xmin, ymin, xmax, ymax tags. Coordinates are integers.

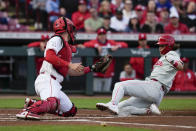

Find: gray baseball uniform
<box><xmin>110</xmin><ymin>51</ymin><xmax>181</xmax><ymax>116</ymax></box>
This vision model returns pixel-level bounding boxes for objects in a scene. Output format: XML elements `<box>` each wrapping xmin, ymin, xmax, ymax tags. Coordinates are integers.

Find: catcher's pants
<box><xmin>35</xmin><ymin>74</ymin><xmax>72</xmax><ymax>113</ymax></box>
<box><xmin>111</xmin><ymin>79</ymin><xmax>164</xmax><ymax>115</ymax></box>
<box><xmin>93</xmin><ymin>77</ymin><xmax>112</xmax><ymax>92</ymax></box>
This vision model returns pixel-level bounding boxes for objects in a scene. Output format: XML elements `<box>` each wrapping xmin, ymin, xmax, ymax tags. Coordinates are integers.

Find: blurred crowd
<box><xmin>0</xmin><ymin>0</ymin><xmax>196</xmax><ymax>33</ymax></box>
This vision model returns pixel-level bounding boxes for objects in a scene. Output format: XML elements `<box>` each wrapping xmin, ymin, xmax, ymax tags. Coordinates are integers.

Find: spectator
<box><xmin>8</xmin><ymin>18</ymin><xmax>29</xmax><ymax>31</ymax></box>
<box><xmin>119</xmin><ymin>63</ymin><xmax>136</xmax><ymax>81</ymax></box>
<box><xmin>164</xmin><ymin>11</ymin><xmax>189</xmax><ymax>34</ymax></box>
<box><xmin>84</xmin><ymin>8</ymin><xmax>103</xmax><ymax>33</ymax></box>
<box><xmin>72</xmin><ymin>0</ymin><xmax>90</xmax><ymax>31</ymax></box>
<box><xmin>98</xmin><ymin>0</ymin><xmax>113</xmax><ymax>18</ymax></box>
<box><xmin>125</xmin><ymin>11</ymin><xmax>141</xmax><ymax>33</ymax></box>
<box><xmin>28</xmin><ymin>35</ymin><xmax>49</xmax><ymax>75</ymax></box>
<box><xmin>129</xmin><ymin>33</ymin><xmax>158</xmax><ymax>79</ymax></box>
<box><xmin>186</xmin><ymin>1</ymin><xmax>196</xmax><ymax>33</ymax></box>
<box><xmin>132</xmin><ymin>0</ymin><xmax>149</xmax><ymax>7</ymax></box>
<box><xmin>171</xmin><ymin>57</ymin><xmax>196</xmax><ymax>92</ymax></box>
<box><xmin>59</xmin><ymin>0</ymin><xmax>78</xmax><ymax>19</ymax></box>
<box><xmin>87</xmin><ymin>0</ymin><xmax>100</xmax><ymax>10</ymax></box>
<box><xmin>147</xmin><ymin>0</ymin><xmax>156</xmax><ymax>13</ymax></box>
<box><xmin>111</xmin><ymin>0</ymin><xmax>124</xmax><ymax>12</ymax></box>
<box><xmin>31</xmin><ymin>0</ymin><xmax>48</xmax><ymax>30</ymax></box>
<box><xmin>77</xmin><ymin>27</ymin><xmax>128</xmax><ymax>92</ymax></box>
<box><xmin>46</xmin><ymin>0</ymin><xmax>60</xmax><ymax>30</ymax></box>
<box><xmin>171</xmin><ymin>0</ymin><xmax>186</xmax><ymax>17</ymax></box>
<box><xmin>101</xmin><ymin>16</ymin><xmax>117</xmax><ymax>33</ymax></box>
<box><xmin>134</xmin><ymin>5</ymin><xmax>146</xmax><ymax>25</ymax></box>
<box><xmin>141</xmin><ymin>0</ymin><xmax>156</xmax><ymax>26</ymax></box>
<box><xmin>156</xmin><ymin>0</ymin><xmax>172</xmax><ymax>14</ymax></box>
<box><xmin>122</xmin><ymin>0</ymin><xmax>134</xmax><ymax>20</ymax></box>
<box><xmin>158</xmin><ymin>8</ymin><xmax>169</xmax><ymax>27</ymax></box>
<box><xmin>110</xmin><ymin>9</ymin><xmax>129</xmax><ymax>32</ymax></box>
<box><xmin>141</xmin><ymin>11</ymin><xmax>164</xmax><ymax>33</ymax></box>
<box><xmin>0</xmin><ymin>11</ymin><xmax>8</xmax><ymax>25</ymax></box>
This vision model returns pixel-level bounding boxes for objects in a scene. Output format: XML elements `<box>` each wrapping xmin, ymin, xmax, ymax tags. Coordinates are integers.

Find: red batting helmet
<box><xmin>156</xmin><ymin>35</ymin><xmax>175</xmax><ymax>55</ymax></box>
<box><xmin>53</xmin><ymin>17</ymin><xmax>76</xmax><ymax>44</ymax></box>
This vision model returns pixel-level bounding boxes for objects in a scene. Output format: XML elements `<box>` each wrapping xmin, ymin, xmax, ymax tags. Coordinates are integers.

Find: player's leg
<box><xmin>102</xmin><ymin>77</ymin><xmax>112</xmax><ymax>92</ymax></box>
<box><xmin>55</xmin><ymin>90</ymin><xmax>77</xmax><ymax>117</ymax></box>
<box><xmin>96</xmin><ymin>80</ymin><xmax>163</xmax><ymax>114</ymax></box>
<box><xmin>16</xmin><ymin>75</ymin><xmax>60</xmax><ymax>119</ymax></box>
<box><xmin>118</xmin><ymin>97</ymin><xmax>152</xmax><ymax>117</ymax></box>
<box><xmin>93</xmin><ymin>77</ymin><xmax>103</xmax><ymax>92</ymax></box>
<box><xmin>111</xmin><ymin>80</ymin><xmax>163</xmax><ymax>105</ymax></box>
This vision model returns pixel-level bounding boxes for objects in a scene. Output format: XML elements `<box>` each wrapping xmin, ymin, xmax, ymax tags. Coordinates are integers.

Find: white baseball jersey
<box><xmin>149</xmin><ymin>51</ymin><xmax>182</xmax><ymax>92</ymax></box>
<box><xmin>39</xmin><ymin>36</ymin><xmax>64</xmax><ymax>83</ymax></box>
<box><xmin>120</xmin><ymin>70</ymin><xmax>136</xmax><ymax>79</ymax></box>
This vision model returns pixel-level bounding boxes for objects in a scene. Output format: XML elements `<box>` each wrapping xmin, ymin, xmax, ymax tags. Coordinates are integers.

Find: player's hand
<box><xmin>69</xmin><ymin>63</ymin><xmax>84</xmax><ymax>72</ymax></box>
<box><xmin>77</xmin><ymin>44</ymin><xmax>85</xmax><ymax>49</ymax></box>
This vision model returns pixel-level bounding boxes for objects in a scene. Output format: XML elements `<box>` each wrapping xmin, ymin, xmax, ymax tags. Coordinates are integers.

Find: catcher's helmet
<box><xmin>53</xmin><ymin>17</ymin><xmax>76</xmax><ymax>44</ymax></box>
<box><xmin>156</xmin><ymin>35</ymin><xmax>175</xmax><ymax>54</ymax></box>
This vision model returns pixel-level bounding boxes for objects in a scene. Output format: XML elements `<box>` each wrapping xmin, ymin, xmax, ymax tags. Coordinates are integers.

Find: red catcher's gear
<box><xmin>156</xmin><ymin>35</ymin><xmax>175</xmax><ymax>55</ymax></box>
<box><xmin>27</xmin><ymin>97</ymin><xmax>60</xmax><ymax>115</ymax></box>
<box><xmin>53</xmin><ymin>17</ymin><xmax>76</xmax><ymax>45</ymax></box>
<box><xmin>56</xmin><ymin>103</ymin><xmax>77</xmax><ymax>117</ymax></box>
<box><xmin>45</xmin><ymin>35</ymin><xmax>74</xmax><ymax>77</ymax></box>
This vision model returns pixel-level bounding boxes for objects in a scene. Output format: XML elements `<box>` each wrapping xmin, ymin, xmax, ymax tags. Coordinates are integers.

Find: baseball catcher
<box><xmin>16</xmin><ymin>17</ymin><xmax>112</xmax><ymax>120</ymax></box>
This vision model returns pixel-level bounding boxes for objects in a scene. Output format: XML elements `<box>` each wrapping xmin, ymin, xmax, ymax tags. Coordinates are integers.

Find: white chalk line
<box><xmin>0</xmin><ymin>116</ymin><xmax>196</xmax><ymax>129</ymax></box>
<box><xmin>45</xmin><ymin>119</ymin><xmax>196</xmax><ymax>129</ymax></box>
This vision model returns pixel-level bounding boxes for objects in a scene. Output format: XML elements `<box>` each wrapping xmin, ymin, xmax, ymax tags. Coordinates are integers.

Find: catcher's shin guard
<box><xmin>24</xmin><ymin>98</ymin><xmax>37</xmax><ymax>108</ymax></box>
<box><xmin>27</xmin><ymin>97</ymin><xmax>60</xmax><ymax>115</ymax></box>
<box><xmin>57</xmin><ymin>103</ymin><xmax>77</xmax><ymax>117</ymax></box>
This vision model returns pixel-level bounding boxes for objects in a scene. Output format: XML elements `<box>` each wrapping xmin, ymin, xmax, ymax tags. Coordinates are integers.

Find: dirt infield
<box><xmin>0</xmin><ymin>109</ymin><xmax>196</xmax><ymax>131</ymax></box>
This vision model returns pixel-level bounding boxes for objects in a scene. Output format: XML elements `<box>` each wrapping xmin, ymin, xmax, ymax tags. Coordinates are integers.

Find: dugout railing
<box><xmin>0</xmin><ymin>46</ymin><xmax>196</xmax><ymax>95</ymax></box>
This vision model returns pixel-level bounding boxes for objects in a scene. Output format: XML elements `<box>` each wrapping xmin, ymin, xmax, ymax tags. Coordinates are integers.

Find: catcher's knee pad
<box><xmin>58</xmin><ymin>103</ymin><xmax>77</xmax><ymax>117</ymax></box>
<box><xmin>46</xmin><ymin>97</ymin><xmax>60</xmax><ymax>114</ymax></box>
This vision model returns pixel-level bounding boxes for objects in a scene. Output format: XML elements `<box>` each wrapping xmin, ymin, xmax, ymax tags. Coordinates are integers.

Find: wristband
<box><xmin>173</xmin><ymin>61</ymin><xmax>178</xmax><ymax>68</ymax></box>
<box><xmin>84</xmin><ymin>66</ymin><xmax>91</xmax><ymax>74</ymax></box>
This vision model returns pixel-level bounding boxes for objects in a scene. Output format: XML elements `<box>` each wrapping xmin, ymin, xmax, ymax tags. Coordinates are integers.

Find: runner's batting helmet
<box><xmin>156</xmin><ymin>35</ymin><xmax>175</xmax><ymax>55</ymax></box>
<box><xmin>53</xmin><ymin>17</ymin><xmax>76</xmax><ymax>45</ymax></box>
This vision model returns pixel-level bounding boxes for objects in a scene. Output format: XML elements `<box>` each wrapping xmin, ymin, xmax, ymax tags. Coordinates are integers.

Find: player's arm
<box><xmin>45</xmin><ymin>49</ymin><xmax>70</xmax><ymax>67</ymax></box>
<box><xmin>165</xmin><ymin>55</ymin><xmax>184</xmax><ymax>71</ymax></box>
<box><xmin>68</xmin><ymin>66</ymin><xmax>90</xmax><ymax>76</ymax></box>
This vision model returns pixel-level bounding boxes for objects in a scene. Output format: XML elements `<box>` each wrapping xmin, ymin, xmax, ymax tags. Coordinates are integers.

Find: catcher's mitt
<box><xmin>91</xmin><ymin>55</ymin><xmax>113</xmax><ymax>73</ymax></box>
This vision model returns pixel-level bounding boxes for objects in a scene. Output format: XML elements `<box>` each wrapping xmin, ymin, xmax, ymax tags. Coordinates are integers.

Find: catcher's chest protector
<box><xmin>51</xmin><ymin>35</ymin><xmax>72</xmax><ymax>76</ymax></box>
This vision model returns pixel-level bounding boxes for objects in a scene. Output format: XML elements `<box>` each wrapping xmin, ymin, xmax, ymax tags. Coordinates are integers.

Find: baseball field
<box><xmin>0</xmin><ymin>95</ymin><xmax>196</xmax><ymax>131</ymax></box>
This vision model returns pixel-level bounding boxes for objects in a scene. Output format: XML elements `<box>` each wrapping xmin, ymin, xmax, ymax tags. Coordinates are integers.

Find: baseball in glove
<box><xmin>90</xmin><ymin>55</ymin><xmax>113</xmax><ymax>73</ymax></box>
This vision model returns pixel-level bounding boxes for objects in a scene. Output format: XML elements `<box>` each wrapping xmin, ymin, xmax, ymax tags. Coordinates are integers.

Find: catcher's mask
<box><xmin>156</xmin><ymin>35</ymin><xmax>175</xmax><ymax>55</ymax></box>
<box><xmin>53</xmin><ymin>17</ymin><xmax>77</xmax><ymax>45</ymax></box>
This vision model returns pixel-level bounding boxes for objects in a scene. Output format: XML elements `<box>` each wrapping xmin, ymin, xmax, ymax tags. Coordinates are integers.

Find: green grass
<box><xmin>0</xmin><ymin>125</ymin><xmax>155</xmax><ymax>131</ymax></box>
<box><xmin>0</xmin><ymin>97</ymin><xmax>196</xmax><ymax>110</ymax></box>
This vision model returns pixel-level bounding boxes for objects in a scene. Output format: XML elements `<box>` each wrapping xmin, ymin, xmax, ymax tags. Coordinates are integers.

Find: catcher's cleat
<box><xmin>149</xmin><ymin>104</ymin><xmax>161</xmax><ymax>115</ymax></box>
<box><xmin>16</xmin><ymin>109</ymin><xmax>40</xmax><ymax>120</ymax></box>
<box><xmin>24</xmin><ymin>98</ymin><xmax>37</xmax><ymax>108</ymax></box>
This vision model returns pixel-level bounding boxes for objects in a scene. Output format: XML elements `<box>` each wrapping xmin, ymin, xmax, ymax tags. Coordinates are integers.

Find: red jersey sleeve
<box><xmin>28</xmin><ymin>42</ymin><xmax>41</xmax><ymax>48</ymax></box>
<box><xmin>45</xmin><ymin>49</ymin><xmax>70</xmax><ymax>68</ymax></box>
<box><xmin>83</xmin><ymin>40</ymin><xmax>97</xmax><ymax>48</ymax></box>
